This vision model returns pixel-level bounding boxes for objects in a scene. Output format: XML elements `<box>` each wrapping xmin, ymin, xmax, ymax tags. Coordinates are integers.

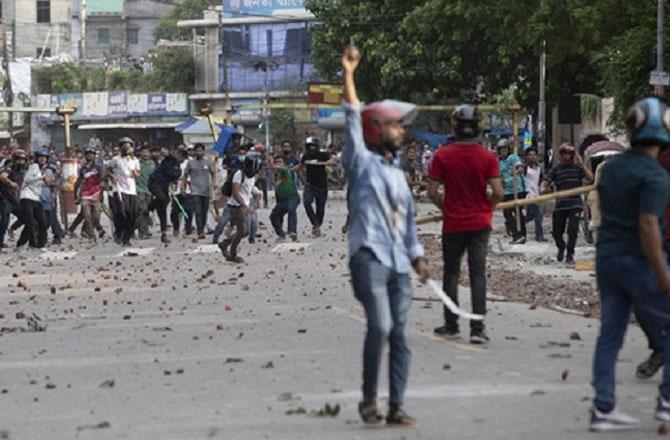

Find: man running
<box><xmin>217</xmin><ymin>154</ymin><xmax>262</xmax><ymax>263</ymax></box>
<box><xmin>148</xmin><ymin>148</ymin><xmax>182</xmax><ymax>244</ymax></box>
<box><xmin>541</xmin><ymin>144</ymin><xmax>593</xmax><ymax>264</ymax></box>
<box><xmin>341</xmin><ymin>45</ymin><xmax>430</xmax><ymax>426</ymax></box>
<box><xmin>293</xmin><ymin>137</ymin><xmax>332</xmax><ymax>237</ymax></box>
<box><xmin>107</xmin><ymin>137</ymin><xmax>140</xmax><ymax>246</ymax></box>
<box><xmin>590</xmin><ymin>96</ymin><xmax>670</xmax><ymax>431</ymax></box>
<box><xmin>427</xmin><ymin>106</ymin><xmax>504</xmax><ymax>344</ymax></box>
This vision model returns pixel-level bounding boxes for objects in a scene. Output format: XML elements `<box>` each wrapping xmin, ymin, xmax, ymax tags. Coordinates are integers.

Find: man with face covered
<box><xmin>0</xmin><ymin>149</ymin><xmax>27</xmax><ymax>248</ymax></box>
<box><xmin>107</xmin><ymin>137</ymin><xmax>140</xmax><ymax>246</ymax></box>
<box><xmin>182</xmin><ymin>143</ymin><xmax>215</xmax><ymax>239</ymax></box>
<box><xmin>341</xmin><ymin>45</ymin><xmax>430</xmax><ymax>427</ymax></box>
<box><xmin>293</xmin><ymin>137</ymin><xmax>333</xmax><ymax>237</ymax></box>
<box><xmin>17</xmin><ymin>148</ymin><xmax>53</xmax><ymax>249</ymax></box>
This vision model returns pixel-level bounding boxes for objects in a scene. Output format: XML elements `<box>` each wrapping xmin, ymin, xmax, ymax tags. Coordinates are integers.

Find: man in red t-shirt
<box><xmin>427</xmin><ymin>105</ymin><xmax>503</xmax><ymax>344</ymax></box>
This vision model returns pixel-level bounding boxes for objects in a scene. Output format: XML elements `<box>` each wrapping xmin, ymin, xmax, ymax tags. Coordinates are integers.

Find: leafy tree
<box><xmin>153</xmin><ymin>0</ymin><xmax>220</xmax><ymax>41</ymax></box>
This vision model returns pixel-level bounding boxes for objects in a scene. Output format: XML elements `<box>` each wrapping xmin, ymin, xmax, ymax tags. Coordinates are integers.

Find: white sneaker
<box><xmin>589</xmin><ymin>407</ymin><xmax>640</xmax><ymax>431</ymax></box>
<box><xmin>656</xmin><ymin>396</ymin><xmax>670</xmax><ymax>421</ymax></box>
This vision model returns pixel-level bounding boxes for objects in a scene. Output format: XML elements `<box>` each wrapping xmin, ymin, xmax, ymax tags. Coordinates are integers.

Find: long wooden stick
<box><xmin>416</xmin><ymin>184</ymin><xmax>596</xmax><ymax>225</ymax></box>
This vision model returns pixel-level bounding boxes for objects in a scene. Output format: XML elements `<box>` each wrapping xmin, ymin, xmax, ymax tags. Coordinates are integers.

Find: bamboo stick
<box><xmin>416</xmin><ymin>184</ymin><xmax>596</xmax><ymax>225</ymax></box>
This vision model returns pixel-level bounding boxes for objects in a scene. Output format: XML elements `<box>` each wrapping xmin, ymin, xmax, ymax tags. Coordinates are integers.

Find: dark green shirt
<box><xmin>137</xmin><ymin>159</ymin><xmax>155</xmax><ymax>194</ymax></box>
<box><xmin>597</xmin><ymin>150</ymin><xmax>670</xmax><ymax>258</ymax></box>
<box><xmin>275</xmin><ymin>168</ymin><xmax>297</xmax><ymax>200</ymax></box>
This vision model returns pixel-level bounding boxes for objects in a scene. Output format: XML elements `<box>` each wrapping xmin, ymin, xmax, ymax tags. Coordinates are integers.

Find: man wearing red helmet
<box><xmin>341</xmin><ymin>45</ymin><xmax>430</xmax><ymax>427</ymax></box>
<box><xmin>427</xmin><ymin>105</ymin><xmax>504</xmax><ymax>344</ymax></box>
<box><xmin>541</xmin><ymin>143</ymin><xmax>593</xmax><ymax>264</ymax></box>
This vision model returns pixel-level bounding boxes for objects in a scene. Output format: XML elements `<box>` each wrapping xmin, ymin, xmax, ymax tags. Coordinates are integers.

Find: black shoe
<box><xmin>386</xmin><ymin>404</ymin><xmax>418</xmax><ymax>427</ymax></box>
<box><xmin>636</xmin><ymin>351</ymin><xmax>664</xmax><ymax>380</ymax></box>
<box><xmin>470</xmin><ymin>328</ymin><xmax>490</xmax><ymax>345</ymax></box>
<box><xmin>434</xmin><ymin>325</ymin><xmax>460</xmax><ymax>340</ymax></box>
<box><xmin>98</xmin><ymin>229</ymin><xmax>105</xmax><ymax>238</ymax></box>
<box><xmin>511</xmin><ymin>236</ymin><xmax>526</xmax><ymax>245</ymax></box>
<box><xmin>565</xmin><ymin>255</ymin><xmax>575</xmax><ymax>265</ymax></box>
<box><xmin>197</xmin><ymin>234</ymin><xmax>206</xmax><ymax>240</ymax></box>
<box><xmin>161</xmin><ymin>234</ymin><xmax>170</xmax><ymax>244</ymax></box>
<box><xmin>557</xmin><ymin>248</ymin><xmax>565</xmax><ymax>262</ymax></box>
<box><xmin>52</xmin><ymin>237</ymin><xmax>62</xmax><ymax>245</ymax></box>
<box><xmin>536</xmin><ymin>235</ymin><xmax>547</xmax><ymax>242</ymax></box>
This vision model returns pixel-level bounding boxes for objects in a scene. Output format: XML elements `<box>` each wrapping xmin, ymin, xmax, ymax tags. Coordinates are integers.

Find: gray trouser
<box><xmin>222</xmin><ymin>206</ymin><xmax>247</xmax><ymax>257</ymax></box>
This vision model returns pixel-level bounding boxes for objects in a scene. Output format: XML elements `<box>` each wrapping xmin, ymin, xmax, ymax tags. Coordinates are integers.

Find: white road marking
<box><xmin>113</xmin><ymin>247</ymin><xmax>156</xmax><ymax>258</ymax></box>
<box><xmin>189</xmin><ymin>244</ymin><xmax>221</xmax><ymax>254</ymax></box>
<box><xmin>39</xmin><ymin>251</ymin><xmax>78</xmax><ymax>261</ymax></box>
<box><xmin>271</xmin><ymin>243</ymin><xmax>312</xmax><ymax>253</ymax></box>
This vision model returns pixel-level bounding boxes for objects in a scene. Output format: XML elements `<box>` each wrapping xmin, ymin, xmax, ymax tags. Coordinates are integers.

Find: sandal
<box><xmin>386</xmin><ymin>405</ymin><xmax>417</xmax><ymax>427</ymax></box>
<box><xmin>358</xmin><ymin>399</ymin><xmax>383</xmax><ymax>424</ymax></box>
<box><xmin>226</xmin><ymin>255</ymin><xmax>245</xmax><ymax>264</ymax></box>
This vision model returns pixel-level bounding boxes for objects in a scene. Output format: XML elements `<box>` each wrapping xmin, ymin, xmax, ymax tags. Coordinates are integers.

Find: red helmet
<box><xmin>362</xmin><ymin>100</ymin><xmax>418</xmax><ymax>147</ymax></box>
<box><xmin>12</xmin><ymin>148</ymin><xmax>27</xmax><ymax>160</ymax></box>
<box><xmin>558</xmin><ymin>144</ymin><xmax>576</xmax><ymax>164</ymax></box>
<box><xmin>253</xmin><ymin>144</ymin><xmax>266</xmax><ymax>153</ymax></box>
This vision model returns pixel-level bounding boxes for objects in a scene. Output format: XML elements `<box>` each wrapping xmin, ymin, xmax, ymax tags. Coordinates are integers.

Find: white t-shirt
<box><xmin>110</xmin><ymin>155</ymin><xmax>139</xmax><ymax>195</ymax></box>
<box><xmin>524</xmin><ymin>165</ymin><xmax>541</xmax><ymax>198</ymax></box>
<box><xmin>227</xmin><ymin>170</ymin><xmax>260</xmax><ymax>207</ymax></box>
<box><xmin>20</xmin><ymin>163</ymin><xmax>44</xmax><ymax>202</ymax></box>
<box><xmin>180</xmin><ymin>160</ymin><xmax>191</xmax><ymax>195</ymax></box>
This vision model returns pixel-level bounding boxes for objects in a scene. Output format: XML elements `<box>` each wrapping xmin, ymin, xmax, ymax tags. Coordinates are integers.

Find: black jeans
<box><xmin>303</xmin><ymin>184</ymin><xmax>327</xmax><ymax>228</ymax></box>
<box><xmin>0</xmin><ymin>198</ymin><xmax>16</xmax><ymax>247</ymax></box>
<box><xmin>110</xmin><ymin>193</ymin><xmax>137</xmax><ymax>244</ymax></box>
<box><xmin>552</xmin><ymin>208</ymin><xmax>581</xmax><ymax>257</ymax></box>
<box><xmin>222</xmin><ymin>205</ymin><xmax>248</xmax><ymax>257</ymax></box>
<box><xmin>191</xmin><ymin>195</ymin><xmax>210</xmax><ymax>236</ymax></box>
<box><xmin>442</xmin><ymin>229</ymin><xmax>490</xmax><ymax>331</ymax></box>
<box><xmin>502</xmin><ymin>193</ymin><xmax>526</xmax><ymax>240</ymax></box>
<box><xmin>17</xmin><ymin>199</ymin><xmax>48</xmax><ymax>248</ymax></box>
<box><xmin>149</xmin><ymin>180</ymin><xmax>170</xmax><ymax>233</ymax></box>
<box><xmin>171</xmin><ymin>194</ymin><xmax>194</xmax><ymax>234</ymax></box>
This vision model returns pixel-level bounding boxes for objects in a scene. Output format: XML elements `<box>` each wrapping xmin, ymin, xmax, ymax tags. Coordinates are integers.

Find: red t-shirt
<box><xmin>428</xmin><ymin>143</ymin><xmax>500</xmax><ymax>234</ymax></box>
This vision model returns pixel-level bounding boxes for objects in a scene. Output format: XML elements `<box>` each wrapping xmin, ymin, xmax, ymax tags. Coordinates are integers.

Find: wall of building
<box><xmin>6</xmin><ymin>0</ymin><xmax>72</xmax><ymax>58</ymax></box>
<box><xmin>84</xmin><ymin>15</ymin><xmax>125</xmax><ymax>60</ymax></box>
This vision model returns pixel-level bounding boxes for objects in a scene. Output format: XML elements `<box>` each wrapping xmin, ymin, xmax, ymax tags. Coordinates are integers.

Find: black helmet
<box><xmin>451</xmin><ymin>105</ymin><xmax>481</xmax><ymax>139</ymax></box>
<box><xmin>118</xmin><ymin>136</ymin><xmax>134</xmax><ymax>147</ymax></box>
<box><xmin>243</xmin><ymin>152</ymin><xmax>263</xmax><ymax>177</ymax></box>
<box><xmin>84</xmin><ymin>147</ymin><xmax>96</xmax><ymax>155</ymax></box>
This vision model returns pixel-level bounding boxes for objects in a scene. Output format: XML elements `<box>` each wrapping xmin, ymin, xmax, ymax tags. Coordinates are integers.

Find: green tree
<box><xmin>153</xmin><ymin>0</ymin><xmax>220</xmax><ymax>41</ymax></box>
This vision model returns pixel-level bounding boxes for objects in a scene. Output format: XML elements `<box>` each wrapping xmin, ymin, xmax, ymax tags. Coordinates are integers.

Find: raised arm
<box><xmin>341</xmin><ymin>45</ymin><xmax>370</xmax><ymax>171</ymax></box>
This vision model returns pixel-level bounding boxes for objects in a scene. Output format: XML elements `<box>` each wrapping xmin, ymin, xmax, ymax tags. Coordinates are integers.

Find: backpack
<box><xmin>221</xmin><ymin>169</ymin><xmax>244</xmax><ymax>197</ymax></box>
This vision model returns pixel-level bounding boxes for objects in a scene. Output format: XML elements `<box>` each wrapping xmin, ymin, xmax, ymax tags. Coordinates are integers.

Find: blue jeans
<box><xmin>248</xmin><ymin>210</ymin><xmax>258</xmax><ymax>243</ymax></box>
<box><xmin>525</xmin><ymin>204</ymin><xmax>544</xmax><ymax>239</ymax></box>
<box><xmin>593</xmin><ymin>255</ymin><xmax>670</xmax><ymax>412</ymax></box>
<box><xmin>212</xmin><ymin>206</ymin><xmax>231</xmax><ymax>244</ymax></box>
<box><xmin>270</xmin><ymin>195</ymin><xmax>300</xmax><ymax>237</ymax></box>
<box><xmin>350</xmin><ymin>248</ymin><xmax>412</xmax><ymax>406</ymax></box>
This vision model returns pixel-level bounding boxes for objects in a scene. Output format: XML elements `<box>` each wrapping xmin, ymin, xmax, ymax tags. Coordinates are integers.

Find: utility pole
<box><xmin>263</xmin><ymin>63</ymin><xmax>270</xmax><ymax>148</ymax></box>
<box><xmin>1</xmin><ymin>19</ymin><xmax>13</xmax><ymax>141</ymax></box>
<box><xmin>658</xmin><ymin>0</ymin><xmax>665</xmax><ymax>96</ymax></box>
<box><xmin>538</xmin><ymin>39</ymin><xmax>546</xmax><ymax>166</ymax></box>
<box><xmin>81</xmin><ymin>0</ymin><xmax>87</xmax><ymax>65</ymax></box>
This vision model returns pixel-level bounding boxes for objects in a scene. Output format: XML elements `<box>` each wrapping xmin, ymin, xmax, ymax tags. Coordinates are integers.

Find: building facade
<box><xmin>1</xmin><ymin>0</ymin><xmax>72</xmax><ymax>59</ymax></box>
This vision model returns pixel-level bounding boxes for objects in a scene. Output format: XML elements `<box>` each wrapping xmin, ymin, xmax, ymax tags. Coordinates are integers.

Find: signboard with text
<box><xmin>33</xmin><ymin>92</ymin><xmax>189</xmax><ymax>122</ymax></box>
<box><xmin>223</xmin><ymin>0</ymin><xmax>306</xmax><ymax>17</ymax></box>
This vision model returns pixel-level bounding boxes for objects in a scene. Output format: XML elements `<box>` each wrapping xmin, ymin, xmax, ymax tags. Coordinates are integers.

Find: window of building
<box><xmin>126</xmin><ymin>28</ymin><xmax>139</xmax><ymax>45</ymax></box>
<box><xmin>36</xmin><ymin>0</ymin><xmax>50</xmax><ymax>23</ymax></box>
<box><xmin>284</xmin><ymin>27</ymin><xmax>311</xmax><ymax>56</ymax></box>
<box><xmin>221</xmin><ymin>26</ymin><xmax>250</xmax><ymax>59</ymax></box>
<box><xmin>98</xmin><ymin>28</ymin><xmax>110</xmax><ymax>44</ymax></box>
<box><xmin>36</xmin><ymin>47</ymin><xmax>51</xmax><ymax>58</ymax></box>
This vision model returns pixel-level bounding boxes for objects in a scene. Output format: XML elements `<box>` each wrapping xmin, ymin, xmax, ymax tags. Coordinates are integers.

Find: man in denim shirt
<box><xmin>341</xmin><ymin>45</ymin><xmax>430</xmax><ymax>427</ymax></box>
<box><xmin>590</xmin><ymin>96</ymin><xmax>670</xmax><ymax>431</ymax></box>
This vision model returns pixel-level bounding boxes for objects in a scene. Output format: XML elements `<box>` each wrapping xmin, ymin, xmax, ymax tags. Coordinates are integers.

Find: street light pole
<box><xmin>657</xmin><ymin>0</ymin><xmax>665</xmax><ymax>96</ymax></box>
<box><xmin>263</xmin><ymin>63</ymin><xmax>270</xmax><ymax>148</ymax></box>
<box><xmin>538</xmin><ymin>39</ymin><xmax>546</xmax><ymax>165</ymax></box>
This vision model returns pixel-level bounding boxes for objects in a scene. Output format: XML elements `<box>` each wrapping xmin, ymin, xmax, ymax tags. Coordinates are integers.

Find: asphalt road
<box><xmin>0</xmin><ymin>200</ymin><xmax>661</xmax><ymax>439</ymax></box>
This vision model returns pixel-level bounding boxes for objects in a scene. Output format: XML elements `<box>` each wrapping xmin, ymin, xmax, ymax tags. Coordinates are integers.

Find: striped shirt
<box><xmin>545</xmin><ymin>164</ymin><xmax>585</xmax><ymax>211</ymax></box>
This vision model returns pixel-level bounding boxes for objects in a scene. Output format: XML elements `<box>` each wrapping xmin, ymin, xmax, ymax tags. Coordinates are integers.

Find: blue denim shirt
<box><xmin>343</xmin><ymin>101</ymin><xmax>424</xmax><ymax>274</ymax></box>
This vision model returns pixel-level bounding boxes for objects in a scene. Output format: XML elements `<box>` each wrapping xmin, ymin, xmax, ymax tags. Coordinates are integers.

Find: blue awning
<box><xmin>174</xmin><ymin>116</ymin><xmax>199</xmax><ymax>133</ymax></box>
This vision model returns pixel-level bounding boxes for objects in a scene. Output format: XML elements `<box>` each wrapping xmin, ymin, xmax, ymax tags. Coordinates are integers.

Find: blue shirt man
<box><xmin>341</xmin><ymin>44</ymin><xmax>429</xmax><ymax>427</ymax></box>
